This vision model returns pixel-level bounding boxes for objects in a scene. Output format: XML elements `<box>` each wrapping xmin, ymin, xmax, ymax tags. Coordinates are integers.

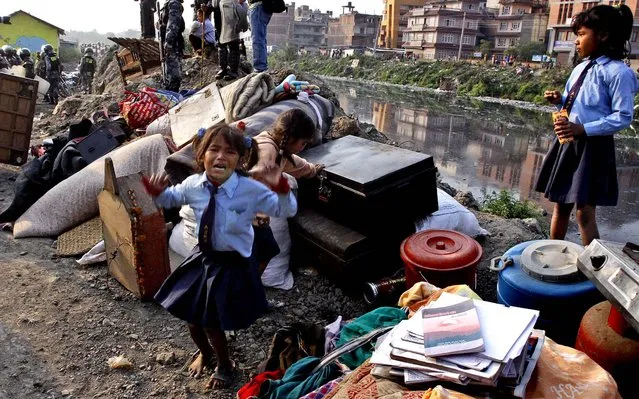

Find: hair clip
<box><xmin>197</xmin><ymin>128</ymin><xmax>206</xmax><ymax>138</ymax></box>
<box><xmin>243</xmin><ymin>136</ymin><xmax>252</xmax><ymax>148</ymax></box>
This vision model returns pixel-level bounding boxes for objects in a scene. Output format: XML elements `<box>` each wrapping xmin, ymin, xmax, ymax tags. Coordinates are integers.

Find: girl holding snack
<box><xmin>536</xmin><ymin>5</ymin><xmax>638</xmax><ymax>245</ymax></box>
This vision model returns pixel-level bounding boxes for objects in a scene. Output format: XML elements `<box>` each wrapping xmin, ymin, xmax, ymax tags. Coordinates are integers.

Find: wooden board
<box><xmin>0</xmin><ymin>74</ymin><xmax>38</xmax><ymax>165</ymax></box>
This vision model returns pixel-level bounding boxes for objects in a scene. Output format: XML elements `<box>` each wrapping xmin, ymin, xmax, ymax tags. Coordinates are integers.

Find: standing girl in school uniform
<box><xmin>144</xmin><ymin>125</ymin><xmax>297</xmax><ymax>389</ymax></box>
<box><xmin>535</xmin><ymin>5</ymin><xmax>638</xmax><ymax>246</ymax></box>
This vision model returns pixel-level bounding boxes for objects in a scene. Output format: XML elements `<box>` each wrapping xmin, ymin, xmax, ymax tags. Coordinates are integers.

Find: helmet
<box><xmin>19</xmin><ymin>48</ymin><xmax>31</xmax><ymax>60</ymax></box>
<box><xmin>0</xmin><ymin>48</ymin><xmax>4</xmax><ymax>57</ymax></box>
<box><xmin>84</xmin><ymin>47</ymin><xmax>94</xmax><ymax>55</ymax></box>
<box><xmin>41</xmin><ymin>44</ymin><xmax>54</xmax><ymax>54</ymax></box>
<box><xmin>2</xmin><ymin>44</ymin><xmax>15</xmax><ymax>56</ymax></box>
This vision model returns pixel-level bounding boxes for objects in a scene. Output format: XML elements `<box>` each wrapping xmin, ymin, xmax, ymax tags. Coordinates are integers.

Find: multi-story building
<box><xmin>491</xmin><ymin>0</ymin><xmax>548</xmax><ymax>58</ymax></box>
<box><xmin>402</xmin><ymin>0</ymin><xmax>482</xmax><ymax>60</ymax></box>
<box><xmin>266</xmin><ymin>2</ymin><xmax>330</xmax><ymax>51</ymax></box>
<box><xmin>547</xmin><ymin>0</ymin><xmax>639</xmax><ymax>65</ymax></box>
<box><xmin>327</xmin><ymin>10</ymin><xmax>382</xmax><ymax>48</ymax></box>
<box><xmin>378</xmin><ymin>0</ymin><xmax>426</xmax><ymax>49</ymax></box>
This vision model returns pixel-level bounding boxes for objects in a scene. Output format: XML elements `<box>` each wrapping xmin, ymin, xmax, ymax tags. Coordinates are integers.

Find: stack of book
<box><xmin>370</xmin><ymin>293</ymin><xmax>545</xmax><ymax>397</ymax></box>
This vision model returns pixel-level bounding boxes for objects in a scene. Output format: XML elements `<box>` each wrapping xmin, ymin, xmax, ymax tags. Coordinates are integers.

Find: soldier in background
<box><xmin>35</xmin><ymin>52</ymin><xmax>46</xmax><ymax>78</ymax></box>
<box><xmin>159</xmin><ymin>0</ymin><xmax>185</xmax><ymax>92</ymax></box>
<box><xmin>2</xmin><ymin>45</ymin><xmax>21</xmax><ymax>66</ymax></box>
<box><xmin>138</xmin><ymin>0</ymin><xmax>157</xmax><ymax>39</ymax></box>
<box><xmin>0</xmin><ymin>48</ymin><xmax>9</xmax><ymax>71</ymax></box>
<box><xmin>79</xmin><ymin>47</ymin><xmax>97</xmax><ymax>93</ymax></box>
<box><xmin>42</xmin><ymin>44</ymin><xmax>62</xmax><ymax>105</ymax></box>
<box><xmin>19</xmin><ymin>48</ymin><xmax>35</xmax><ymax>79</ymax></box>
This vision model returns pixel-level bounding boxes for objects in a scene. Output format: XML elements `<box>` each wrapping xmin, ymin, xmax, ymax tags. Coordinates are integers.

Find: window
<box><xmin>425</xmin><ymin>32</ymin><xmax>435</xmax><ymax>43</ymax></box>
<box><xmin>462</xmin><ymin>35</ymin><xmax>473</xmax><ymax>45</ymax></box>
<box><xmin>468</xmin><ymin>4</ymin><xmax>474</xmax><ymax>10</ymax></box>
<box><xmin>500</xmin><ymin>22</ymin><xmax>507</xmax><ymax>30</ymax></box>
<box><xmin>502</xmin><ymin>5</ymin><xmax>511</xmax><ymax>15</ymax></box>
<box><xmin>440</xmin><ymin>33</ymin><xmax>455</xmax><ymax>44</ymax></box>
<box><xmin>445</xmin><ymin>18</ymin><xmax>456</xmax><ymax>27</ymax></box>
<box><xmin>517</xmin><ymin>8</ymin><xmax>526</xmax><ymax>15</ymax></box>
<box><xmin>466</xmin><ymin>20</ymin><xmax>475</xmax><ymax>29</ymax></box>
<box><xmin>497</xmin><ymin>38</ymin><xmax>507</xmax><ymax>47</ymax></box>
<box><xmin>512</xmin><ymin>22</ymin><xmax>520</xmax><ymax>30</ymax></box>
<box><xmin>633</xmin><ymin>30</ymin><xmax>638</xmax><ymax>42</ymax></box>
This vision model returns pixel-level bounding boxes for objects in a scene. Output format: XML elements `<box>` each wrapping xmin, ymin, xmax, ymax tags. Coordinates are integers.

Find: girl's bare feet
<box><xmin>188</xmin><ymin>352</ymin><xmax>213</xmax><ymax>378</ymax></box>
<box><xmin>205</xmin><ymin>360</ymin><xmax>235</xmax><ymax>390</ymax></box>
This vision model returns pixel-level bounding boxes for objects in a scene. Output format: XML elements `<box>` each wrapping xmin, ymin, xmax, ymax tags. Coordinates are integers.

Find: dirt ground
<box><xmin>0</xmin><ymin>162</ymin><xmax>542</xmax><ymax>399</ymax></box>
<box><xmin>0</xmin><ymin>60</ymin><xmax>544</xmax><ymax>397</ymax></box>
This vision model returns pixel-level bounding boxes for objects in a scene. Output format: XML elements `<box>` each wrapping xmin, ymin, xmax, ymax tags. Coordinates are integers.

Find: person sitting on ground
<box><xmin>189</xmin><ymin>8</ymin><xmax>217</xmax><ymax>58</ymax></box>
<box><xmin>213</xmin><ymin>0</ymin><xmax>248</xmax><ymax>81</ymax></box>
<box><xmin>144</xmin><ymin>124</ymin><xmax>297</xmax><ymax>390</ymax></box>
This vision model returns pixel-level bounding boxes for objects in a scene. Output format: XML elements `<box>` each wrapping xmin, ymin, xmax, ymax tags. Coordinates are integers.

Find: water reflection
<box><xmin>330</xmin><ymin>79</ymin><xmax>639</xmax><ymax>243</ymax></box>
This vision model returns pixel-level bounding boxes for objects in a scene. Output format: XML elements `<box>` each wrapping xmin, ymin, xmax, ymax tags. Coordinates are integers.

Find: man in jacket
<box><xmin>79</xmin><ymin>48</ymin><xmax>97</xmax><ymax>93</ymax></box>
<box><xmin>42</xmin><ymin>44</ymin><xmax>62</xmax><ymax>105</ymax></box>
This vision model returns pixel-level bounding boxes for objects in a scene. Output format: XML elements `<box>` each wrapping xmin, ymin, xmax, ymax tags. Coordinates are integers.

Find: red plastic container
<box><xmin>401</xmin><ymin>229</ymin><xmax>482</xmax><ymax>290</ymax></box>
<box><xmin>575</xmin><ymin>301</ymin><xmax>639</xmax><ymax>398</ymax></box>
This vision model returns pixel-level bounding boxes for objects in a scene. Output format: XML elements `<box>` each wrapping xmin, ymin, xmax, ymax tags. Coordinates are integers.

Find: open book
<box><xmin>422</xmin><ymin>298</ymin><xmax>484</xmax><ymax>357</ymax></box>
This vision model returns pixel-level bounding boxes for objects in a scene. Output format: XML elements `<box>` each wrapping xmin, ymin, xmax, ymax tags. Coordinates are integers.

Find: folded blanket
<box><xmin>222</xmin><ymin>72</ymin><xmax>275</xmax><ymax>123</ymax></box>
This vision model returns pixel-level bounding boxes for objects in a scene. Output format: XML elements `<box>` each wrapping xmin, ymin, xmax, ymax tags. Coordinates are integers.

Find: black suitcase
<box><xmin>290</xmin><ymin>209</ymin><xmax>401</xmax><ymax>288</ymax></box>
<box><xmin>298</xmin><ymin>135</ymin><xmax>438</xmax><ymax>239</ymax></box>
<box><xmin>77</xmin><ymin>121</ymin><xmax>126</xmax><ymax>164</ymax></box>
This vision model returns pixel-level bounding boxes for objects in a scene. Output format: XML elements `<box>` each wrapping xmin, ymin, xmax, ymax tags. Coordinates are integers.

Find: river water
<box><xmin>327</xmin><ymin>78</ymin><xmax>639</xmax><ymax>244</ymax></box>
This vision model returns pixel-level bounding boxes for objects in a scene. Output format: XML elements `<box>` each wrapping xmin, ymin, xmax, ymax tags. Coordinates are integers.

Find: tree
<box><xmin>478</xmin><ymin>40</ymin><xmax>493</xmax><ymax>57</ymax></box>
<box><xmin>507</xmin><ymin>41</ymin><xmax>547</xmax><ymax>61</ymax></box>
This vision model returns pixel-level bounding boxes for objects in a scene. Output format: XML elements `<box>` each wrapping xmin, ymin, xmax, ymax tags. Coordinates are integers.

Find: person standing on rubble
<box><xmin>144</xmin><ymin>124</ymin><xmax>297</xmax><ymax>390</ymax></box>
<box><xmin>79</xmin><ymin>48</ymin><xmax>97</xmax><ymax>94</ymax></box>
<box><xmin>42</xmin><ymin>44</ymin><xmax>62</xmax><ymax>105</ymax></box>
<box><xmin>138</xmin><ymin>0</ymin><xmax>157</xmax><ymax>39</ymax></box>
<box><xmin>18</xmin><ymin>48</ymin><xmax>35</xmax><ymax>79</ymax></box>
<box><xmin>160</xmin><ymin>0</ymin><xmax>186</xmax><ymax>92</ymax></box>
<box><xmin>247</xmin><ymin>0</ymin><xmax>273</xmax><ymax>72</ymax></box>
<box><xmin>212</xmin><ymin>0</ymin><xmax>248</xmax><ymax>81</ymax></box>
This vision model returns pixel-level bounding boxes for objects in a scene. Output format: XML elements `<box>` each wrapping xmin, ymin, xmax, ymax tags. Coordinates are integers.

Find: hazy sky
<box><xmin>0</xmin><ymin>1</ymin><xmax>383</xmax><ymax>35</ymax></box>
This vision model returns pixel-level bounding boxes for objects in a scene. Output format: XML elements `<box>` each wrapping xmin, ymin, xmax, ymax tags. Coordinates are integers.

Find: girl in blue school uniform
<box><xmin>535</xmin><ymin>4</ymin><xmax>638</xmax><ymax>246</ymax></box>
<box><xmin>143</xmin><ymin>124</ymin><xmax>297</xmax><ymax>390</ymax></box>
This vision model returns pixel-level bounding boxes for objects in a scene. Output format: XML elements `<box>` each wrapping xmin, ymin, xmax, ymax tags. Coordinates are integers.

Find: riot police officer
<box><xmin>19</xmin><ymin>48</ymin><xmax>35</xmax><ymax>79</ymax></box>
<box><xmin>42</xmin><ymin>44</ymin><xmax>62</xmax><ymax>104</ymax></box>
<box><xmin>79</xmin><ymin>47</ymin><xmax>97</xmax><ymax>93</ymax></box>
<box><xmin>2</xmin><ymin>45</ymin><xmax>21</xmax><ymax>66</ymax></box>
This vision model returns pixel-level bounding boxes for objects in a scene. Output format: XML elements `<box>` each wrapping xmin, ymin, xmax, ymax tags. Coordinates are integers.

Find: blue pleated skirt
<box><xmin>535</xmin><ymin>135</ymin><xmax>618</xmax><ymax>206</ymax></box>
<box><xmin>154</xmin><ymin>248</ymin><xmax>268</xmax><ymax>331</ymax></box>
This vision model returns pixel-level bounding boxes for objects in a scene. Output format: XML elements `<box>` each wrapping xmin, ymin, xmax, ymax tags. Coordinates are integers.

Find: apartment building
<box><xmin>327</xmin><ymin>10</ymin><xmax>382</xmax><ymax>48</ymax></box>
<box><xmin>267</xmin><ymin>2</ymin><xmax>330</xmax><ymax>51</ymax></box>
<box><xmin>547</xmin><ymin>0</ymin><xmax>639</xmax><ymax>65</ymax></box>
<box><xmin>378</xmin><ymin>0</ymin><xmax>426</xmax><ymax>49</ymax></box>
<box><xmin>402</xmin><ymin>0</ymin><xmax>482</xmax><ymax>60</ymax></box>
<box><xmin>492</xmin><ymin>0</ymin><xmax>548</xmax><ymax>58</ymax></box>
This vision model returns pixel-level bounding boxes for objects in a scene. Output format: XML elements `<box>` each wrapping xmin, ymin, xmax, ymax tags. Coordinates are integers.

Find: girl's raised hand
<box><xmin>544</xmin><ymin>90</ymin><xmax>562</xmax><ymax>105</ymax></box>
<box><xmin>142</xmin><ymin>173</ymin><xmax>169</xmax><ymax>197</ymax></box>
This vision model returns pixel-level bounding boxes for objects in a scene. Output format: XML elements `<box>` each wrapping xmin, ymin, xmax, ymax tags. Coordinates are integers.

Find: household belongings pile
<box><xmin>236</xmin><ymin>282</ymin><xmax>622</xmax><ymax>399</ymax></box>
<box><xmin>370</xmin><ymin>292</ymin><xmax>541</xmax><ymax>397</ymax></box>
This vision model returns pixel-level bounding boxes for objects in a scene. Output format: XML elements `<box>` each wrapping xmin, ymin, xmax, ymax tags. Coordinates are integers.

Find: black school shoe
<box><xmin>223</xmin><ymin>71</ymin><xmax>238</xmax><ymax>81</ymax></box>
<box><xmin>215</xmin><ymin>69</ymin><xmax>227</xmax><ymax>80</ymax></box>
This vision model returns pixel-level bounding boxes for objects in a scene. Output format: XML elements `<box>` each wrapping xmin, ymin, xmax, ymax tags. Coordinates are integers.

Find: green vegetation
<box><xmin>481</xmin><ymin>189</ymin><xmax>542</xmax><ymax>219</ymax></box>
<box><xmin>504</xmin><ymin>42</ymin><xmax>548</xmax><ymax>61</ymax></box>
<box><xmin>269</xmin><ymin>52</ymin><xmax>571</xmax><ymax>104</ymax></box>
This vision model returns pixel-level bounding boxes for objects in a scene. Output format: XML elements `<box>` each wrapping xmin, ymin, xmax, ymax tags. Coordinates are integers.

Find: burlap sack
<box><xmin>14</xmin><ymin>135</ymin><xmax>170</xmax><ymax>238</ymax></box>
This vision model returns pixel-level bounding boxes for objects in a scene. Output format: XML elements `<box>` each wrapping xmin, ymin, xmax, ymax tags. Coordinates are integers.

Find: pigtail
<box><xmin>277</xmin><ymin>133</ymin><xmax>297</xmax><ymax>167</ymax></box>
<box><xmin>618</xmin><ymin>5</ymin><xmax>634</xmax><ymax>56</ymax></box>
<box><xmin>243</xmin><ymin>137</ymin><xmax>259</xmax><ymax>173</ymax></box>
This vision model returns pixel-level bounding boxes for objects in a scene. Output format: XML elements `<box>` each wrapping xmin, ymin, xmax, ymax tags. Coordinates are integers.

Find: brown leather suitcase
<box><xmin>97</xmin><ymin>158</ymin><xmax>170</xmax><ymax>300</ymax></box>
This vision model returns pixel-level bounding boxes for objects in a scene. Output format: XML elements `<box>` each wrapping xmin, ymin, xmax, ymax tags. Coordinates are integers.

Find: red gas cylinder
<box><xmin>575</xmin><ymin>301</ymin><xmax>639</xmax><ymax>398</ymax></box>
<box><xmin>400</xmin><ymin>229</ymin><xmax>482</xmax><ymax>290</ymax></box>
